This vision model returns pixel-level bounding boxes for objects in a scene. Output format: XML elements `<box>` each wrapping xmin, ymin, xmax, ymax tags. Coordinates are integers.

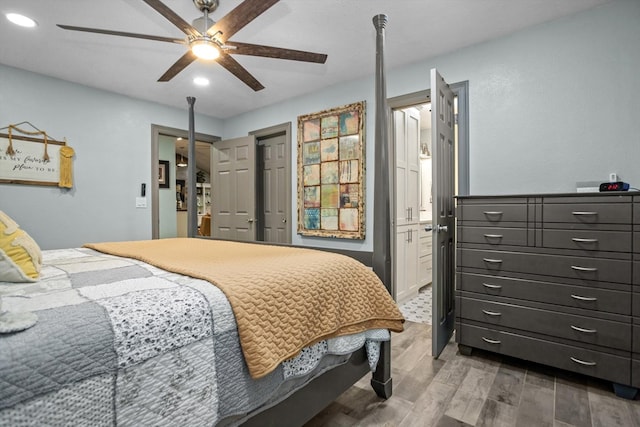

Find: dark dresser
<box><xmin>456</xmin><ymin>192</ymin><xmax>639</xmax><ymax>398</ymax></box>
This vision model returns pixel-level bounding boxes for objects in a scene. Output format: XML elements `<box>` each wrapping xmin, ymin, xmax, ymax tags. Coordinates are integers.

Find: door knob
<box><xmin>425</xmin><ymin>224</ymin><xmax>448</xmax><ymax>233</ymax></box>
<box><xmin>247</xmin><ymin>218</ymin><xmax>254</xmax><ymax>223</ymax></box>
<box><xmin>282</xmin><ymin>219</ymin><xmax>287</xmax><ymax>223</ymax></box>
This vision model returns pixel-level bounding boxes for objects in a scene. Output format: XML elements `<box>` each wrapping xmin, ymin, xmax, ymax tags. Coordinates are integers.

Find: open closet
<box><xmin>393</xmin><ymin>103</ymin><xmax>433</xmax><ymax>304</ymax></box>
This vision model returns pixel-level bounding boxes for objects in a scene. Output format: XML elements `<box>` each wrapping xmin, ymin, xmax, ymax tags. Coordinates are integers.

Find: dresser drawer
<box><xmin>458</xmin><ymin>323</ymin><xmax>631</xmax><ymax>385</ymax></box>
<box><xmin>543</xmin><ymin>202</ymin><xmax>631</xmax><ymax>225</ymax></box>
<box><xmin>459</xmin><ymin>248</ymin><xmax>631</xmax><ymax>284</ymax></box>
<box><xmin>460</xmin><ymin>297</ymin><xmax>631</xmax><ymax>350</ymax></box>
<box><xmin>634</xmin><ymin>324</ymin><xmax>640</xmax><ymax>354</ymax></box>
<box><xmin>634</xmin><ymin>232</ymin><xmax>640</xmax><ymax>254</ymax></box>
<box><xmin>458</xmin><ymin>204</ymin><xmax>527</xmax><ymax>224</ymax></box>
<box><xmin>634</xmin><ymin>292</ymin><xmax>640</xmax><ymax>316</ymax></box>
<box><xmin>542</xmin><ymin>229</ymin><xmax>632</xmax><ymax>252</ymax></box>
<box><xmin>458</xmin><ymin>226</ymin><xmax>528</xmax><ymax>247</ymax></box>
<box><xmin>633</xmin><ymin>359</ymin><xmax>640</xmax><ymax>388</ymax></box>
<box><xmin>458</xmin><ymin>272</ymin><xmax>631</xmax><ymax>315</ymax></box>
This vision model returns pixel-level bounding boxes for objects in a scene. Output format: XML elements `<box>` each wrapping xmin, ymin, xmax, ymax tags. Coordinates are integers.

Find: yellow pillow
<box><xmin>0</xmin><ymin>211</ymin><xmax>42</xmax><ymax>282</ymax></box>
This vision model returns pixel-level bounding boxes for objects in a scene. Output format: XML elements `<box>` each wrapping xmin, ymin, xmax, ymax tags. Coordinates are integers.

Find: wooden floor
<box><xmin>305</xmin><ymin>321</ymin><xmax>640</xmax><ymax>427</ymax></box>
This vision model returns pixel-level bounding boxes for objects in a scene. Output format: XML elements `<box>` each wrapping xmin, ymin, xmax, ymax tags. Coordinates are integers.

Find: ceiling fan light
<box><xmin>6</xmin><ymin>13</ymin><xmax>37</xmax><ymax>28</ymax></box>
<box><xmin>191</xmin><ymin>40</ymin><xmax>220</xmax><ymax>60</ymax></box>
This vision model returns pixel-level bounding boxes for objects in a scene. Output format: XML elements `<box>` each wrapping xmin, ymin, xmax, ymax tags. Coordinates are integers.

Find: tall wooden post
<box><xmin>371</xmin><ymin>13</ymin><xmax>393</xmax><ymax>399</ymax></box>
<box><xmin>187</xmin><ymin>96</ymin><xmax>197</xmax><ymax>238</ymax></box>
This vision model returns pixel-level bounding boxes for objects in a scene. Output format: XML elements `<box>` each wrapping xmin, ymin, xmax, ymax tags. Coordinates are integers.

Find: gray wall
<box><xmin>1</xmin><ymin>0</ymin><xmax>637</xmax><ymax>252</ymax></box>
<box><xmin>223</xmin><ymin>0</ymin><xmax>640</xmax><ymax>251</ymax></box>
<box><xmin>0</xmin><ymin>66</ymin><xmax>222</xmax><ymax>249</ymax></box>
<box><xmin>158</xmin><ymin>134</ymin><xmax>178</xmax><ymax>238</ymax></box>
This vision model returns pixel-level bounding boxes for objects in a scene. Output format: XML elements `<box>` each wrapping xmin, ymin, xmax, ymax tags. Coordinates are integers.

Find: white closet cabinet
<box><xmin>393</xmin><ymin>108</ymin><xmax>422</xmax><ymax>303</ymax></box>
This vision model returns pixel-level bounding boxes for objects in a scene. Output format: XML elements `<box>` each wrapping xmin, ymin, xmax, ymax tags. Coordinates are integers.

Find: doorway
<box><xmin>389</xmin><ymin>80</ymin><xmax>469</xmax><ymax>354</ymax></box>
<box><xmin>150</xmin><ymin>124</ymin><xmax>219</xmax><ymax>239</ymax></box>
<box><xmin>252</xmin><ymin>122</ymin><xmax>292</xmax><ymax>244</ymax></box>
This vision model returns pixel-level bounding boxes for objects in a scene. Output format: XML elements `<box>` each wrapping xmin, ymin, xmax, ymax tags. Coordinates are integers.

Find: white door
<box><xmin>430</xmin><ymin>68</ymin><xmax>456</xmax><ymax>358</ymax></box>
<box><xmin>212</xmin><ymin>135</ymin><xmax>257</xmax><ymax>241</ymax></box>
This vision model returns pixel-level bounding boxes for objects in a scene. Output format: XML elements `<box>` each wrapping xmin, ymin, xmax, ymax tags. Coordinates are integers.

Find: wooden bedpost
<box><xmin>187</xmin><ymin>96</ymin><xmax>197</xmax><ymax>238</ymax></box>
<box><xmin>371</xmin><ymin>13</ymin><xmax>393</xmax><ymax>400</ymax></box>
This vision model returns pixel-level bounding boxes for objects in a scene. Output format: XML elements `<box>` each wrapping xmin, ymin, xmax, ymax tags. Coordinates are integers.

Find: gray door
<box><xmin>258</xmin><ymin>133</ymin><xmax>291</xmax><ymax>243</ymax></box>
<box><xmin>212</xmin><ymin>135</ymin><xmax>257</xmax><ymax>241</ymax></box>
<box><xmin>431</xmin><ymin>68</ymin><xmax>456</xmax><ymax>358</ymax></box>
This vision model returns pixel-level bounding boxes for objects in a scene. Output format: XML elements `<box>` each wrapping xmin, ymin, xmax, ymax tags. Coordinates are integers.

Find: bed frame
<box><xmin>186</xmin><ymin>14</ymin><xmax>394</xmax><ymax>427</ymax></box>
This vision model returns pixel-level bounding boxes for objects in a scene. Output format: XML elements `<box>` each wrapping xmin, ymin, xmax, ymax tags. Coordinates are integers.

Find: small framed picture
<box><xmin>158</xmin><ymin>160</ymin><xmax>170</xmax><ymax>188</ymax></box>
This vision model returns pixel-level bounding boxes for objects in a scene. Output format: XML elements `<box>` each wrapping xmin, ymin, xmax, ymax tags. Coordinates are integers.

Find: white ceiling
<box><xmin>1</xmin><ymin>0</ymin><xmax>611</xmax><ymax>119</ymax></box>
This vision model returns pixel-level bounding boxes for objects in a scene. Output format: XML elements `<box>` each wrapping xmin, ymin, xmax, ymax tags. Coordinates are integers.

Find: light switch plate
<box><xmin>135</xmin><ymin>197</ymin><xmax>147</xmax><ymax>208</ymax></box>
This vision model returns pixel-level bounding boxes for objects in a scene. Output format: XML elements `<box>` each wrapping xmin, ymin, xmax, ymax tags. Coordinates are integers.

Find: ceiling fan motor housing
<box><xmin>193</xmin><ymin>0</ymin><xmax>219</xmax><ymax>13</ymax></box>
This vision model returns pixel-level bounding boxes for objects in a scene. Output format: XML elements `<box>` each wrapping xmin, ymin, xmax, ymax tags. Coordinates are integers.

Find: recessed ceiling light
<box><xmin>6</xmin><ymin>13</ymin><xmax>37</xmax><ymax>28</ymax></box>
<box><xmin>193</xmin><ymin>77</ymin><xmax>210</xmax><ymax>87</ymax></box>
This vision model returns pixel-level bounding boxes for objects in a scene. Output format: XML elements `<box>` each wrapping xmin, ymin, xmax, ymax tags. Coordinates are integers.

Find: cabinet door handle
<box><xmin>570</xmin><ymin>325</ymin><xmax>597</xmax><ymax>334</ymax></box>
<box><xmin>483</xmin><ymin>211</ymin><xmax>503</xmax><ymax>216</ymax></box>
<box><xmin>571</xmin><ymin>211</ymin><xmax>598</xmax><ymax>216</ymax></box>
<box><xmin>484</xmin><ymin>234</ymin><xmax>503</xmax><ymax>239</ymax></box>
<box><xmin>571</xmin><ymin>265</ymin><xmax>598</xmax><ymax>272</ymax></box>
<box><xmin>571</xmin><ymin>237</ymin><xmax>598</xmax><ymax>243</ymax></box>
<box><xmin>481</xmin><ymin>337</ymin><xmax>501</xmax><ymax>344</ymax></box>
<box><xmin>483</xmin><ymin>258</ymin><xmax>503</xmax><ymax>264</ymax></box>
<box><xmin>482</xmin><ymin>283</ymin><xmax>503</xmax><ymax>289</ymax></box>
<box><xmin>571</xmin><ymin>294</ymin><xmax>597</xmax><ymax>302</ymax></box>
<box><xmin>570</xmin><ymin>356</ymin><xmax>597</xmax><ymax>366</ymax></box>
<box><xmin>482</xmin><ymin>309</ymin><xmax>502</xmax><ymax>316</ymax></box>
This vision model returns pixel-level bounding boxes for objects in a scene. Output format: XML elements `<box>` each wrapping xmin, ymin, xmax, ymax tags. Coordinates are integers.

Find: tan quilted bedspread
<box><xmin>85</xmin><ymin>238</ymin><xmax>405</xmax><ymax>378</ymax></box>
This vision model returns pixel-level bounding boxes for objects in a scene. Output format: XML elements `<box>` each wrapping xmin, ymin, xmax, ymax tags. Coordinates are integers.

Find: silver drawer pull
<box><xmin>570</xmin><ymin>356</ymin><xmax>597</xmax><ymax>366</ymax></box>
<box><xmin>482</xmin><ymin>309</ymin><xmax>502</xmax><ymax>316</ymax></box>
<box><xmin>483</xmin><ymin>211</ymin><xmax>503</xmax><ymax>216</ymax></box>
<box><xmin>571</xmin><ymin>237</ymin><xmax>598</xmax><ymax>243</ymax></box>
<box><xmin>571</xmin><ymin>211</ymin><xmax>598</xmax><ymax>216</ymax></box>
<box><xmin>481</xmin><ymin>337</ymin><xmax>501</xmax><ymax>344</ymax></box>
<box><xmin>483</xmin><ymin>258</ymin><xmax>503</xmax><ymax>264</ymax></box>
<box><xmin>482</xmin><ymin>283</ymin><xmax>503</xmax><ymax>289</ymax></box>
<box><xmin>571</xmin><ymin>294</ymin><xmax>597</xmax><ymax>302</ymax></box>
<box><xmin>570</xmin><ymin>325</ymin><xmax>597</xmax><ymax>334</ymax></box>
<box><xmin>571</xmin><ymin>265</ymin><xmax>598</xmax><ymax>272</ymax></box>
<box><xmin>484</xmin><ymin>234</ymin><xmax>503</xmax><ymax>239</ymax></box>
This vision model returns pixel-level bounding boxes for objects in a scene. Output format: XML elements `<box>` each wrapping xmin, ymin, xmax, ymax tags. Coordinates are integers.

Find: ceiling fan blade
<box><xmin>57</xmin><ymin>25</ymin><xmax>185</xmax><ymax>44</ymax></box>
<box><xmin>216</xmin><ymin>54</ymin><xmax>264</xmax><ymax>91</ymax></box>
<box><xmin>158</xmin><ymin>51</ymin><xmax>197</xmax><ymax>82</ymax></box>
<box><xmin>142</xmin><ymin>0</ymin><xmax>201</xmax><ymax>38</ymax></box>
<box><xmin>208</xmin><ymin>0</ymin><xmax>279</xmax><ymax>43</ymax></box>
<box><xmin>225</xmin><ymin>42</ymin><xmax>327</xmax><ymax>64</ymax></box>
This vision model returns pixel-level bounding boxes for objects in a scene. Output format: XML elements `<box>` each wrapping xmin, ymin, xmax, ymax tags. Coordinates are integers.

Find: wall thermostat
<box><xmin>599</xmin><ymin>181</ymin><xmax>629</xmax><ymax>192</ymax></box>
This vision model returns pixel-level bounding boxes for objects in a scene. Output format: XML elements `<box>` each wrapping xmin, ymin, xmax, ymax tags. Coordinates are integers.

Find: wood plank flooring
<box><xmin>305</xmin><ymin>322</ymin><xmax>640</xmax><ymax>427</ymax></box>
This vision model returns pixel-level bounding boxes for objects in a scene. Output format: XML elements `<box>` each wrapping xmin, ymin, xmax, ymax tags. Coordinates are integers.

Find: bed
<box><xmin>0</xmin><ymin>13</ymin><xmax>396</xmax><ymax>427</ymax></box>
<box><xmin>0</xmin><ymin>238</ymin><xmax>403</xmax><ymax>426</ymax></box>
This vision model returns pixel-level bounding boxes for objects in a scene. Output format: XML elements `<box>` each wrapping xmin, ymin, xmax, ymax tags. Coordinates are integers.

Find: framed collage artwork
<box><xmin>297</xmin><ymin>101</ymin><xmax>366</xmax><ymax>239</ymax></box>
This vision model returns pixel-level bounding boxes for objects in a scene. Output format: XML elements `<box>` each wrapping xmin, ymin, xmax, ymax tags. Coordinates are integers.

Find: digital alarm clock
<box><xmin>599</xmin><ymin>181</ymin><xmax>630</xmax><ymax>192</ymax></box>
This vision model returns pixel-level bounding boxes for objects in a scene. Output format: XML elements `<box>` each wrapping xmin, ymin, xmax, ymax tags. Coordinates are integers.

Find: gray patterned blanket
<box><xmin>0</xmin><ymin>248</ymin><xmax>388</xmax><ymax>426</ymax></box>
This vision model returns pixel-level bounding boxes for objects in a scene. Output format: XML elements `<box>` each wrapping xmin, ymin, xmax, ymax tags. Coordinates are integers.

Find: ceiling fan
<box><xmin>57</xmin><ymin>0</ymin><xmax>327</xmax><ymax>91</ymax></box>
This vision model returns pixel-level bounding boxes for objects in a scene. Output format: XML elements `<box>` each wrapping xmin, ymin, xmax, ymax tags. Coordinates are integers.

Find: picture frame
<box><xmin>297</xmin><ymin>101</ymin><xmax>366</xmax><ymax>239</ymax></box>
<box><xmin>158</xmin><ymin>160</ymin><xmax>170</xmax><ymax>188</ymax></box>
